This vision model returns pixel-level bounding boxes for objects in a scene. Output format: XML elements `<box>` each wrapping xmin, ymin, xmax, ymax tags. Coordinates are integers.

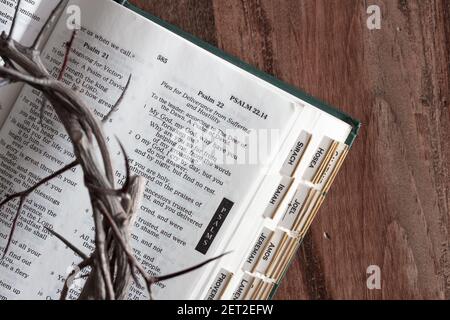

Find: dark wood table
<box><xmin>129</xmin><ymin>0</ymin><xmax>449</xmax><ymax>300</ymax></box>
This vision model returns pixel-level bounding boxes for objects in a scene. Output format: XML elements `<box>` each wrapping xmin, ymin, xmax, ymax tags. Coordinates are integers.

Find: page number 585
<box><xmin>157</xmin><ymin>55</ymin><xmax>168</xmax><ymax>64</ymax></box>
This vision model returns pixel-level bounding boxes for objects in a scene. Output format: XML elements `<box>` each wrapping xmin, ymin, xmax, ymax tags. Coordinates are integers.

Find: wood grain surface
<box><xmin>128</xmin><ymin>0</ymin><xmax>450</xmax><ymax>300</ymax></box>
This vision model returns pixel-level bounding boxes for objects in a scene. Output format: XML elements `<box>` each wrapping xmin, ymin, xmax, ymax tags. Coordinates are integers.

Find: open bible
<box><xmin>0</xmin><ymin>0</ymin><xmax>360</xmax><ymax>300</ymax></box>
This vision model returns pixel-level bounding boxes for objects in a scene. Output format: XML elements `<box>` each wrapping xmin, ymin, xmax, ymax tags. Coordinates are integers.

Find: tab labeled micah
<box><xmin>242</xmin><ymin>227</ymin><xmax>274</xmax><ymax>272</ymax></box>
<box><xmin>303</xmin><ymin>136</ymin><xmax>334</xmax><ymax>182</ymax></box>
<box><xmin>263</xmin><ymin>176</ymin><xmax>294</xmax><ymax>219</ymax></box>
<box><xmin>204</xmin><ymin>269</ymin><xmax>233</xmax><ymax>300</ymax></box>
<box><xmin>280</xmin><ymin>131</ymin><xmax>312</xmax><ymax>177</ymax></box>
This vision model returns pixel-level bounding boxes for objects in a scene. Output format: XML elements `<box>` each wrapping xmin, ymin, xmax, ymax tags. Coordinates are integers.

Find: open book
<box><xmin>0</xmin><ymin>0</ymin><xmax>360</xmax><ymax>300</ymax></box>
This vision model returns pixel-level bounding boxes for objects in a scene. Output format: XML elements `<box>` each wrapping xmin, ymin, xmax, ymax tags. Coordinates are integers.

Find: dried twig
<box><xmin>60</xmin><ymin>257</ymin><xmax>93</xmax><ymax>300</ymax></box>
<box><xmin>45</xmin><ymin>227</ymin><xmax>88</xmax><ymax>260</ymax></box>
<box><xmin>0</xmin><ymin>161</ymin><xmax>78</xmax><ymax>258</ymax></box>
<box><xmin>0</xmin><ymin>78</ymin><xmax>10</xmax><ymax>87</ymax></box>
<box><xmin>7</xmin><ymin>0</ymin><xmax>21</xmax><ymax>41</ymax></box>
<box><xmin>40</xmin><ymin>28</ymin><xmax>77</xmax><ymax>126</ymax></box>
<box><xmin>0</xmin><ymin>0</ymin><xmax>226</xmax><ymax>300</ymax></box>
<box><xmin>32</xmin><ymin>0</ymin><xmax>69</xmax><ymax>51</ymax></box>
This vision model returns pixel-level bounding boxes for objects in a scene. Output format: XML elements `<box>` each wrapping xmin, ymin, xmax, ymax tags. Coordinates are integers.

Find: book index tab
<box><xmin>231</xmin><ymin>273</ymin><xmax>255</xmax><ymax>300</ymax></box>
<box><xmin>204</xmin><ymin>268</ymin><xmax>233</xmax><ymax>300</ymax></box>
<box><xmin>254</xmin><ymin>229</ymin><xmax>285</xmax><ymax>276</ymax></box>
<box><xmin>262</xmin><ymin>176</ymin><xmax>294</xmax><ymax>219</ymax></box>
<box><xmin>303</xmin><ymin>136</ymin><xmax>334</xmax><ymax>182</ymax></box>
<box><xmin>317</xmin><ymin>143</ymin><xmax>349</xmax><ymax>192</ymax></box>
<box><xmin>280</xmin><ymin>130</ymin><xmax>312</xmax><ymax>177</ymax></box>
<box><xmin>242</xmin><ymin>227</ymin><xmax>274</xmax><ymax>272</ymax></box>
<box><xmin>278</xmin><ymin>184</ymin><xmax>312</xmax><ymax>230</ymax></box>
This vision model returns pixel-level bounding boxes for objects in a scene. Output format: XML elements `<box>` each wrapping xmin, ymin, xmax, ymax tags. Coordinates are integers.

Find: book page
<box><xmin>0</xmin><ymin>0</ymin><xmax>300</xmax><ymax>300</ymax></box>
<box><xmin>0</xmin><ymin>0</ymin><xmax>62</xmax><ymax>127</ymax></box>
